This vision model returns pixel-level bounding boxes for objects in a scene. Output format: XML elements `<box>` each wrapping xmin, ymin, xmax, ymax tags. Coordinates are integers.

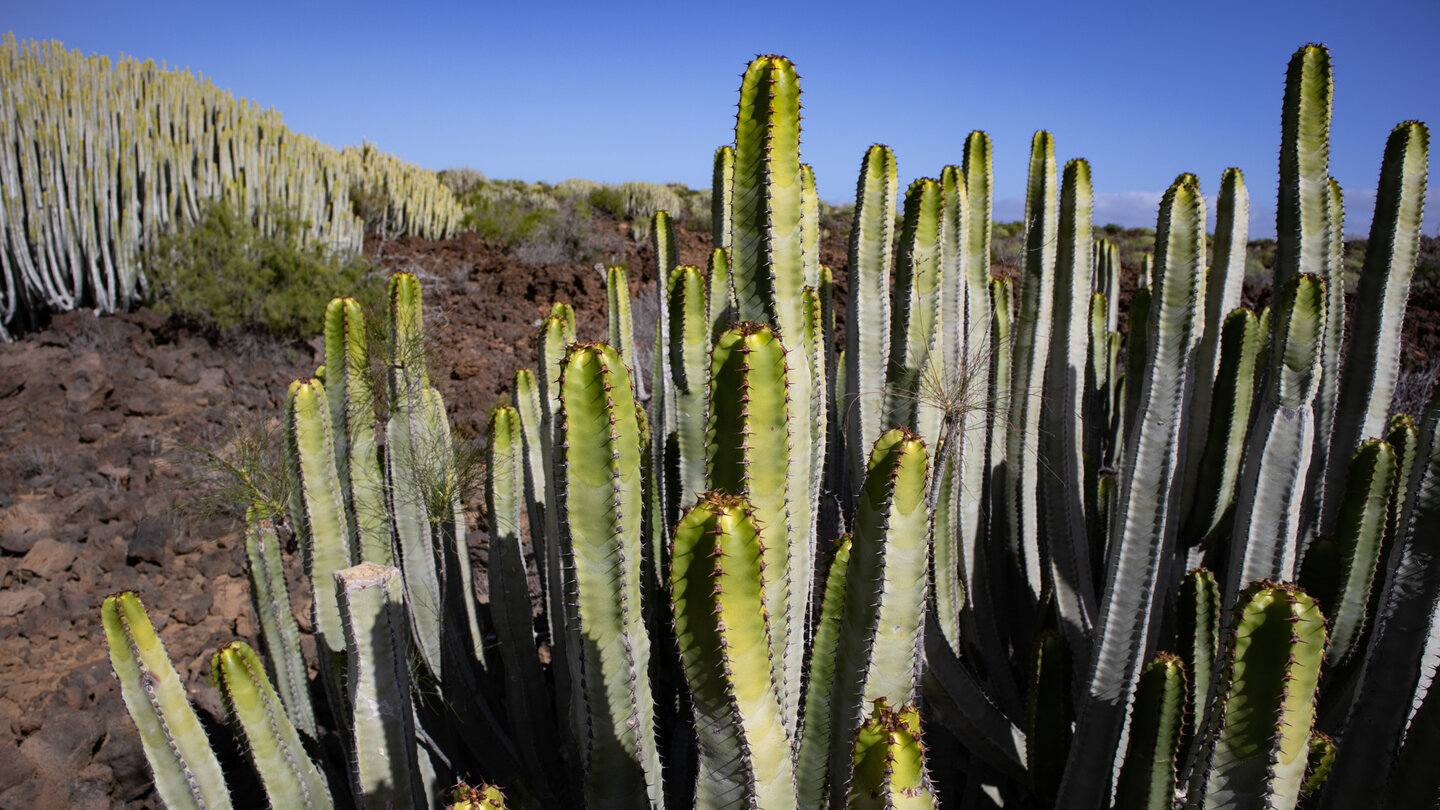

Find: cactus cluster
<box><xmin>0</xmin><ymin>35</ymin><xmax>461</xmax><ymax>338</ymax></box>
<box><xmin>102</xmin><ymin>46</ymin><xmax>1438</xmax><ymax>809</ymax></box>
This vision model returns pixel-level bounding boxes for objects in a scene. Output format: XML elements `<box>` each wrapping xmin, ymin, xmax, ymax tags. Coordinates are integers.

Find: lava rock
<box><xmin>19</xmin><ymin>538</ymin><xmax>76</xmax><ymax>580</ymax></box>
<box><xmin>0</xmin><ymin>589</ymin><xmax>44</xmax><ymax>618</ymax></box>
<box><xmin>127</xmin><ymin>518</ymin><xmax>167</xmax><ymax>565</ymax></box>
<box><xmin>171</xmin><ymin>590</ymin><xmax>214</xmax><ymax>625</ymax></box>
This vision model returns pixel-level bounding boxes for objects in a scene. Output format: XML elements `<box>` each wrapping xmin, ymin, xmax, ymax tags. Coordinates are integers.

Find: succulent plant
<box><xmin>101</xmin><ymin>43</ymin><xmax>1435</xmax><ymax>810</ymax></box>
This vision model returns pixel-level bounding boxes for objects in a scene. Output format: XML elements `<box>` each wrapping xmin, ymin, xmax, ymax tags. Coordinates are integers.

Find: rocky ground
<box><xmin>0</xmin><ymin>220</ymin><xmax>1433</xmax><ymax>808</ymax></box>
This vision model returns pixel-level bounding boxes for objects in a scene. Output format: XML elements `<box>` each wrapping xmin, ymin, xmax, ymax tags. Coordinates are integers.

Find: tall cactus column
<box><xmin>1063</xmin><ymin>175</ymin><xmax>1207</xmax><ymax>808</ymax></box>
<box><xmin>556</xmin><ymin>342</ymin><xmax>662</xmax><ymax>809</ymax></box>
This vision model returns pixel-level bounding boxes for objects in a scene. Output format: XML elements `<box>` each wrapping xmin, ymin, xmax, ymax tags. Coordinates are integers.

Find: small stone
<box><xmin>171</xmin><ymin>591</ymin><xmax>214</xmax><ymax>625</ymax></box>
<box><xmin>19</xmin><ymin>538</ymin><xmax>77</xmax><ymax>579</ymax></box>
<box><xmin>173</xmin><ymin>530</ymin><xmax>202</xmax><ymax>555</ymax></box>
<box><xmin>175</xmin><ymin>361</ymin><xmax>203</xmax><ymax>385</ymax></box>
<box><xmin>77</xmin><ymin>423</ymin><xmax>106</xmax><ymax>443</ymax></box>
<box><xmin>128</xmin><ymin>518</ymin><xmax>167</xmax><ymax>565</ymax></box>
<box><xmin>95</xmin><ymin>715</ymin><xmax>151</xmax><ymax>802</ymax></box>
<box><xmin>52</xmin><ymin>473</ymin><xmax>87</xmax><ymax>499</ymax></box>
<box><xmin>0</xmin><ymin>741</ymin><xmax>34</xmax><ymax>791</ymax></box>
<box><xmin>0</xmin><ymin>589</ymin><xmax>43</xmax><ymax>617</ymax></box>
<box><xmin>122</xmin><ymin>388</ymin><xmax>163</xmax><ymax>416</ymax></box>
<box><xmin>0</xmin><ymin>526</ymin><xmax>40</xmax><ymax>555</ymax></box>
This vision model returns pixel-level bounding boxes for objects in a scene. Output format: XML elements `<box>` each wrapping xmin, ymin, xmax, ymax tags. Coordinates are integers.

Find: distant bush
<box><xmin>143</xmin><ymin>199</ymin><xmax>383</xmax><ymax>339</ymax></box>
<box><xmin>457</xmin><ymin>180</ymin><xmax>561</xmax><ymax>244</ymax></box>
<box><xmin>438</xmin><ymin>166</ymin><xmax>487</xmax><ymax>197</ymax></box>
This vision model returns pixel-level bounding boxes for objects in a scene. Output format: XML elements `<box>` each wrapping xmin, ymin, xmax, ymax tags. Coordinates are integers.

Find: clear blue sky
<box><xmin>7</xmin><ymin>0</ymin><xmax>1438</xmax><ymax>236</ymax></box>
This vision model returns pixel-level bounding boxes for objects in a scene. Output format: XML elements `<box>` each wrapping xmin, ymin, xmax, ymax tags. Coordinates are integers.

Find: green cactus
<box><xmin>731</xmin><ymin>54</ymin><xmax>804</xmax><ymax>339</ymax></box>
<box><xmin>1182</xmin><ymin>309</ymin><xmax>1263</xmax><ymax>557</ymax></box>
<box><xmin>666</xmin><ymin>265</ymin><xmax>711</xmax><ymax>524</ymax></box>
<box><xmin>1274</xmin><ymin>43</ymin><xmax>1332</xmax><ymax>294</ymax></box>
<box><xmin>1041</xmin><ymin>157</ymin><xmax>1099</xmax><ymax>658</ymax></box>
<box><xmin>1187</xmin><ymin>582</ymin><xmax>1327</xmax><ymax>810</ymax></box>
<box><xmin>1178</xmin><ymin>168</ymin><xmax>1249</xmax><ymax>549</ymax></box>
<box><xmin>796</xmin><ymin>537</ymin><xmax>854</xmax><ymax>810</ymax></box>
<box><xmin>323</xmin><ymin>296</ymin><xmax>389</xmax><ymax>565</ymax></box>
<box><xmin>241</xmin><ymin>504</ymin><xmax>315</xmax><ymax>738</ymax></box>
<box><xmin>1321</xmin><ymin>384</ymin><xmax>1440</xmax><ymax>807</ymax></box>
<box><xmin>485</xmin><ymin>404</ymin><xmax>560</xmax><ymax>787</ymax></box>
<box><xmin>885</xmin><ymin>177</ymin><xmax>944</xmax><ymax>439</ymax></box>
<box><xmin>1300</xmin><ymin>439</ymin><xmax>1396</xmax><ymax>664</ymax></box>
<box><xmin>1002</xmin><ymin>131</ymin><xmax>1059</xmax><ymax>622</ymax></box>
<box><xmin>447</xmin><ymin>783</ymin><xmax>507</xmax><ymax>810</ymax></box>
<box><xmin>285</xmin><ymin>378</ymin><xmax>354</xmax><ymax>715</ymax></box>
<box><xmin>211</xmin><ymin>641</ymin><xmax>333</xmax><ymax>810</ymax></box>
<box><xmin>845</xmin><ymin>700</ymin><xmax>935</xmax><ymax>810</ymax></box>
<box><xmin>1174</xmin><ymin>568</ymin><xmax>1220</xmax><ymax>760</ymax></box>
<box><xmin>556</xmin><ymin>341</ymin><xmax>662</xmax><ymax>808</ymax></box>
<box><xmin>670</xmin><ymin>492</ymin><xmax>796</xmax><ymax>809</ymax></box>
<box><xmin>706</xmin><ymin>322</ymin><xmax>804</xmax><ymax>736</ymax></box>
<box><xmin>99</xmin><ymin>46</ymin><xmax>1440</xmax><ymax>810</ymax></box>
<box><xmin>712</xmin><ymin>145</ymin><xmax>735</xmax><ymax>252</ymax></box>
<box><xmin>103</xmin><ymin>592</ymin><xmax>233</xmax><ymax>810</ymax></box>
<box><xmin>1114</xmin><ymin>653</ymin><xmax>1187</xmax><ymax>810</ymax></box>
<box><xmin>1065</xmin><ymin>173</ymin><xmax>1207</xmax><ymax>807</ymax></box>
<box><xmin>1320</xmin><ymin>120</ymin><xmax>1429</xmax><ymax>536</ymax></box>
<box><xmin>830</xmin><ymin>428</ymin><xmax>931</xmax><ymax>806</ymax></box>
<box><xmin>1224</xmin><ymin>273</ymin><xmax>1327</xmax><ymax>603</ymax></box>
<box><xmin>1025</xmin><ymin>631</ymin><xmax>1073</xmax><ymax>805</ymax></box>
<box><xmin>844</xmin><ymin>144</ymin><xmax>899</xmax><ymax>502</ymax></box>
<box><xmin>1302</xmin><ymin>733</ymin><xmax>1336</xmax><ymax>799</ymax></box>
<box><xmin>335</xmin><ymin>562</ymin><xmax>424</xmax><ymax>809</ymax></box>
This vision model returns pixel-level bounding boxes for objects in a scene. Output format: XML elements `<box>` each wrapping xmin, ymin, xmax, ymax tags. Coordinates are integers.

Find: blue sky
<box><xmin>7</xmin><ymin>0</ymin><xmax>1438</xmax><ymax>236</ymax></box>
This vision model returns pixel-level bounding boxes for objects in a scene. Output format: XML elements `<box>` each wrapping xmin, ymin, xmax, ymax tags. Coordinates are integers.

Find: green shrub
<box><xmin>143</xmin><ymin>199</ymin><xmax>383</xmax><ymax>339</ymax></box>
<box><xmin>456</xmin><ymin>180</ymin><xmax>561</xmax><ymax>244</ymax></box>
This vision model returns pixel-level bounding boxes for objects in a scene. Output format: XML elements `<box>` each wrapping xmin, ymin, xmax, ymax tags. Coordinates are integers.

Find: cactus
<box><xmin>102</xmin><ymin>592</ymin><xmax>232</xmax><ymax>810</ymax></box>
<box><xmin>1114</xmin><ymin>653</ymin><xmax>1187</xmax><ymax>810</ymax></box>
<box><xmin>556</xmin><ymin>341</ymin><xmax>662</xmax><ymax>808</ymax></box>
<box><xmin>242</xmin><ymin>504</ymin><xmax>315</xmax><ymax>738</ymax></box>
<box><xmin>323</xmin><ymin>297</ymin><xmax>390</xmax><ymax>565</ymax></box>
<box><xmin>1187</xmin><ymin>582</ymin><xmax>1327</xmax><ymax>810</ymax></box>
<box><xmin>211</xmin><ymin>641</ymin><xmax>333</xmax><ymax>810</ymax></box>
<box><xmin>447</xmin><ymin>784</ymin><xmax>507</xmax><ymax>810</ymax></box>
<box><xmin>1041</xmin><ymin>157</ymin><xmax>1099</xmax><ymax>658</ymax></box>
<box><xmin>100</xmin><ymin>45</ymin><xmax>1440</xmax><ymax>810</ymax></box>
<box><xmin>1025</xmin><ymin>631</ymin><xmax>1073</xmax><ymax>805</ymax></box>
<box><xmin>829</xmin><ymin>428</ymin><xmax>931</xmax><ymax>806</ymax></box>
<box><xmin>670</xmin><ymin>492</ymin><xmax>796</xmax><ymax>809</ymax></box>
<box><xmin>1175</xmin><ymin>568</ymin><xmax>1220</xmax><ymax>759</ymax></box>
<box><xmin>1002</xmin><ymin>131</ymin><xmax>1060</xmax><ymax>621</ymax></box>
<box><xmin>796</xmin><ymin>537</ymin><xmax>854</xmax><ymax>810</ymax></box>
<box><xmin>1224</xmin><ymin>273</ymin><xmax>1327</xmax><ymax>603</ymax></box>
<box><xmin>1064</xmin><ymin>173</ymin><xmax>1207</xmax><ymax>807</ymax></box>
<box><xmin>0</xmin><ymin>35</ymin><xmax>460</xmax><ymax>334</ymax></box>
<box><xmin>844</xmin><ymin>144</ymin><xmax>899</xmax><ymax>502</ymax></box>
<box><xmin>485</xmin><ymin>404</ymin><xmax>560</xmax><ymax>786</ymax></box>
<box><xmin>335</xmin><ymin>562</ymin><xmax>424</xmax><ymax>809</ymax></box>
<box><xmin>1300</xmin><ymin>439</ymin><xmax>1396</xmax><ymax>664</ymax></box>
<box><xmin>845</xmin><ymin>700</ymin><xmax>935</xmax><ymax>810</ymax></box>
<box><xmin>1319</xmin><ymin>120</ymin><xmax>1429</xmax><ymax>536</ymax></box>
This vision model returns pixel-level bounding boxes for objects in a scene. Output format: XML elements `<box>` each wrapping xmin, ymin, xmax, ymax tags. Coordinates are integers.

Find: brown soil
<box><xmin>0</xmin><ymin>220</ymin><xmax>1434</xmax><ymax>809</ymax></box>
